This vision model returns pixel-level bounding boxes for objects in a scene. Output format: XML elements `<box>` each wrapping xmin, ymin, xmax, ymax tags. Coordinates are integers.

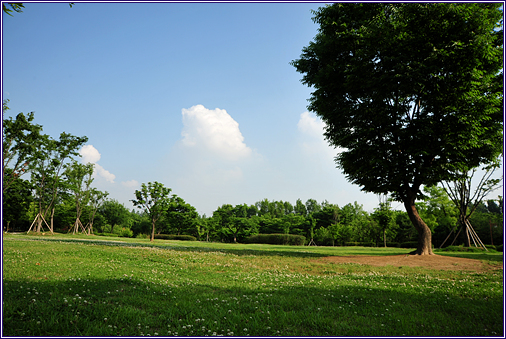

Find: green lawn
<box><xmin>2</xmin><ymin>234</ymin><xmax>503</xmax><ymax>336</ymax></box>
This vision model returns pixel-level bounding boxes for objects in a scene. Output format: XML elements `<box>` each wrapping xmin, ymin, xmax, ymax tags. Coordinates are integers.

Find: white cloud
<box><xmin>297</xmin><ymin>111</ymin><xmax>326</xmax><ymax>137</ymax></box>
<box><xmin>79</xmin><ymin>144</ymin><xmax>101</xmax><ymax>164</ymax></box>
<box><xmin>121</xmin><ymin>179</ymin><xmax>139</xmax><ymax>188</ymax></box>
<box><xmin>297</xmin><ymin>111</ymin><xmax>345</xmax><ymax>158</ymax></box>
<box><xmin>180</xmin><ymin>104</ymin><xmax>252</xmax><ymax>161</ymax></box>
<box><xmin>79</xmin><ymin>144</ymin><xmax>116</xmax><ymax>183</ymax></box>
<box><xmin>95</xmin><ymin>164</ymin><xmax>116</xmax><ymax>183</ymax></box>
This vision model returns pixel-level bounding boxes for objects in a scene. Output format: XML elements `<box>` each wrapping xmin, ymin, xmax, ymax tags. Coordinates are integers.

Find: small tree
<box><xmin>131</xmin><ymin>182</ymin><xmax>171</xmax><ymax>241</ymax></box>
<box><xmin>371</xmin><ymin>195</ymin><xmax>396</xmax><ymax>247</ymax></box>
<box><xmin>86</xmin><ymin>188</ymin><xmax>108</xmax><ymax>234</ymax></box>
<box><xmin>441</xmin><ymin>159</ymin><xmax>502</xmax><ymax>248</ymax></box>
<box><xmin>64</xmin><ymin>161</ymin><xmax>94</xmax><ymax>234</ymax></box>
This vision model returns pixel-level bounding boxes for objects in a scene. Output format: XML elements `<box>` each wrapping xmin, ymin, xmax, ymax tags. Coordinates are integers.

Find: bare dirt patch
<box><xmin>314</xmin><ymin>254</ymin><xmax>502</xmax><ymax>272</ymax></box>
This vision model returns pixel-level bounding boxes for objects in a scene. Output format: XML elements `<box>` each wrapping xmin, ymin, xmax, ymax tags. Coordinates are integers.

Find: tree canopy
<box><xmin>131</xmin><ymin>181</ymin><xmax>172</xmax><ymax>242</ymax></box>
<box><xmin>291</xmin><ymin>3</ymin><xmax>503</xmax><ymax>254</ymax></box>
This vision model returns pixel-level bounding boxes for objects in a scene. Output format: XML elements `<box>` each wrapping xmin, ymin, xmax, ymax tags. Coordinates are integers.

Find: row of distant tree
<box><xmin>2</xmin><ymin>99</ymin><xmax>503</xmax><ymax>247</ymax></box>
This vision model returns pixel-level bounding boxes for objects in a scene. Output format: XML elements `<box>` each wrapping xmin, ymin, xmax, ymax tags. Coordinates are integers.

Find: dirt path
<box><xmin>314</xmin><ymin>254</ymin><xmax>502</xmax><ymax>272</ymax></box>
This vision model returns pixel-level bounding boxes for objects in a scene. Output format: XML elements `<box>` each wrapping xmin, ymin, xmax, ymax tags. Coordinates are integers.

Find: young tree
<box><xmin>292</xmin><ymin>3</ymin><xmax>503</xmax><ymax>254</ymax></box>
<box><xmin>441</xmin><ymin>159</ymin><xmax>502</xmax><ymax>248</ymax></box>
<box><xmin>371</xmin><ymin>195</ymin><xmax>396</xmax><ymax>247</ymax></box>
<box><xmin>131</xmin><ymin>182</ymin><xmax>172</xmax><ymax>241</ymax></box>
<box><xmin>86</xmin><ymin>188</ymin><xmax>108</xmax><ymax>234</ymax></box>
<box><xmin>29</xmin><ymin>133</ymin><xmax>88</xmax><ymax>233</ymax></box>
<box><xmin>64</xmin><ymin>161</ymin><xmax>94</xmax><ymax>234</ymax></box>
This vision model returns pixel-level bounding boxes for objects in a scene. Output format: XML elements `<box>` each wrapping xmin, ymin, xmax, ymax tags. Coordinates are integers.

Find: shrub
<box><xmin>154</xmin><ymin>234</ymin><xmax>197</xmax><ymax>241</ymax></box>
<box><xmin>496</xmin><ymin>244</ymin><xmax>503</xmax><ymax>252</ymax></box>
<box><xmin>119</xmin><ymin>228</ymin><xmax>133</xmax><ymax>238</ymax></box>
<box><xmin>135</xmin><ymin>233</ymin><xmax>149</xmax><ymax>239</ymax></box>
<box><xmin>244</xmin><ymin>234</ymin><xmax>306</xmax><ymax>246</ymax></box>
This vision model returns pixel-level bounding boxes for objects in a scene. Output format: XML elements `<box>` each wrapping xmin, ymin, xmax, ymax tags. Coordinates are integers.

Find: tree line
<box><xmin>2</xmin><ymin>99</ymin><xmax>503</xmax><ymax>247</ymax></box>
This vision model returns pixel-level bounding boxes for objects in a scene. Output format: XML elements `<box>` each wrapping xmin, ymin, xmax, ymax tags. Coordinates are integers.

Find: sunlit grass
<box><xmin>2</xmin><ymin>235</ymin><xmax>503</xmax><ymax>336</ymax></box>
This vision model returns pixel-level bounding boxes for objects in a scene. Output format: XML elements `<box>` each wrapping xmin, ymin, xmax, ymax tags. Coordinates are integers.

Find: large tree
<box><xmin>291</xmin><ymin>3</ymin><xmax>503</xmax><ymax>254</ymax></box>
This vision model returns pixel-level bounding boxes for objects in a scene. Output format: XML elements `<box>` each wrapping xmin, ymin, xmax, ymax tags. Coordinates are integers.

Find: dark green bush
<box><xmin>244</xmin><ymin>234</ymin><xmax>306</xmax><ymax>246</ymax></box>
<box><xmin>496</xmin><ymin>244</ymin><xmax>503</xmax><ymax>252</ymax></box>
<box><xmin>119</xmin><ymin>228</ymin><xmax>133</xmax><ymax>238</ymax></box>
<box><xmin>386</xmin><ymin>242</ymin><xmax>399</xmax><ymax>247</ymax></box>
<box><xmin>154</xmin><ymin>234</ymin><xmax>197</xmax><ymax>241</ymax></box>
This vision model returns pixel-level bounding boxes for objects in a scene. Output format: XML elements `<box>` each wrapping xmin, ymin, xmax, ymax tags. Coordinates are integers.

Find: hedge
<box><xmin>154</xmin><ymin>234</ymin><xmax>197</xmax><ymax>241</ymax></box>
<box><xmin>244</xmin><ymin>234</ymin><xmax>306</xmax><ymax>246</ymax></box>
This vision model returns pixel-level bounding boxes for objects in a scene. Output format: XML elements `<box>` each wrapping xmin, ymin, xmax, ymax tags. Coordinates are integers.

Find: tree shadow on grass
<box><xmin>3</xmin><ymin>274</ymin><xmax>503</xmax><ymax>337</ymax></box>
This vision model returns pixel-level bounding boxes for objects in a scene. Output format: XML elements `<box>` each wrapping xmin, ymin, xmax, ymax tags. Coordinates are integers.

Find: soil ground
<box><xmin>314</xmin><ymin>254</ymin><xmax>503</xmax><ymax>273</ymax></box>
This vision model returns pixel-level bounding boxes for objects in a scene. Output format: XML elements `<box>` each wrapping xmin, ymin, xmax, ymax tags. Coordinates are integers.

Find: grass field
<box><xmin>2</xmin><ymin>234</ymin><xmax>503</xmax><ymax>336</ymax></box>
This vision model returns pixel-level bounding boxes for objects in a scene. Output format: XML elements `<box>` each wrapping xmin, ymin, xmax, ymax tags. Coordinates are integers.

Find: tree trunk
<box><xmin>36</xmin><ymin>216</ymin><xmax>42</xmax><ymax>232</ymax></box>
<box><xmin>50</xmin><ymin>207</ymin><xmax>55</xmax><ymax>233</ymax></box>
<box><xmin>403</xmin><ymin>190</ymin><xmax>433</xmax><ymax>255</ymax></box>
<box><xmin>383</xmin><ymin>229</ymin><xmax>387</xmax><ymax>247</ymax></box>
<box><xmin>150</xmin><ymin>220</ymin><xmax>155</xmax><ymax>242</ymax></box>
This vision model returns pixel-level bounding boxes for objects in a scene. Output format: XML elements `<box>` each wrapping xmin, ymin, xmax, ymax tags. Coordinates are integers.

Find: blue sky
<box><xmin>3</xmin><ymin>2</ymin><xmax>501</xmax><ymax>216</ymax></box>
